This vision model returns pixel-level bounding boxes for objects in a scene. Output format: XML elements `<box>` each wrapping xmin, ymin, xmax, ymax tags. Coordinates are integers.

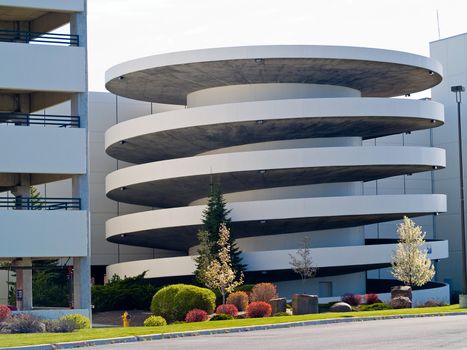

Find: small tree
<box><xmin>391</xmin><ymin>216</ymin><xmax>435</xmax><ymax>287</ymax></box>
<box><xmin>193</xmin><ymin>230</ymin><xmax>213</xmax><ymax>285</ymax></box>
<box><xmin>203</xmin><ymin>224</ymin><xmax>243</xmax><ymax>304</ymax></box>
<box><xmin>195</xmin><ymin>183</ymin><xmax>246</xmax><ymax>279</ymax></box>
<box><xmin>289</xmin><ymin>236</ymin><xmax>318</xmax><ymax>293</ymax></box>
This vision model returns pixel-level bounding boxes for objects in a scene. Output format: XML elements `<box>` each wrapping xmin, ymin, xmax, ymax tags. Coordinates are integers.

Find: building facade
<box><xmin>0</xmin><ymin>0</ymin><xmax>91</xmax><ymax>317</ymax></box>
<box><xmin>430</xmin><ymin>33</ymin><xmax>467</xmax><ymax>295</ymax></box>
<box><xmin>102</xmin><ymin>45</ymin><xmax>449</xmax><ymax>300</ymax></box>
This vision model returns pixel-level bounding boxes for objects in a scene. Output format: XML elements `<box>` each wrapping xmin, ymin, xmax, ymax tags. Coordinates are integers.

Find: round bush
<box><xmin>359</xmin><ymin>303</ymin><xmax>391</xmax><ymax>311</ymax></box>
<box><xmin>143</xmin><ymin>315</ymin><xmax>167</xmax><ymax>327</ymax></box>
<box><xmin>215</xmin><ymin>304</ymin><xmax>238</xmax><ymax>316</ymax></box>
<box><xmin>364</xmin><ymin>293</ymin><xmax>381</xmax><ymax>305</ymax></box>
<box><xmin>151</xmin><ymin>284</ymin><xmax>215</xmax><ymax>323</ymax></box>
<box><xmin>247</xmin><ymin>301</ymin><xmax>272</xmax><ymax>318</ymax></box>
<box><xmin>0</xmin><ymin>304</ymin><xmax>11</xmax><ymax>321</ymax></box>
<box><xmin>59</xmin><ymin>314</ymin><xmax>90</xmax><ymax>329</ymax></box>
<box><xmin>226</xmin><ymin>291</ymin><xmax>249</xmax><ymax>312</ymax></box>
<box><xmin>185</xmin><ymin>309</ymin><xmax>208</xmax><ymax>323</ymax></box>
<box><xmin>250</xmin><ymin>283</ymin><xmax>278</xmax><ymax>302</ymax></box>
<box><xmin>210</xmin><ymin>314</ymin><xmax>234</xmax><ymax>321</ymax></box>
<box><xmin>341</xmin><ymin>293</ymin><xmax>362</xmax><ymax>306</ymax></box>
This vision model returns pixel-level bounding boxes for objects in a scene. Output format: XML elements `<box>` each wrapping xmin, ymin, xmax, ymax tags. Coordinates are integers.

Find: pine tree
<box><xmin>391</xmin><ymin>216</ymin><xmax>435</xmax><ymax>287</ymax></box>
<box><xmin>198</xmin><ymin>183</ymin><xmax>246</xmax><ymax>279</ymax></box>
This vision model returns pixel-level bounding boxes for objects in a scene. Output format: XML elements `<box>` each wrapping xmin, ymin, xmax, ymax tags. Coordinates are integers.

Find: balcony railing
<box><xmin>0</xmin><ymin>29</ymin><xmax>79</xmax><ymax>46</ymax></box>
<box><xmin>0</xmin><ymin>197</ymin><xmax>81</xmax><ymax>210</ymax></box>
<box><xmin>0</xmin><ymin>112</ymin><xmax>80</xmax><ymax>128</ymax></box>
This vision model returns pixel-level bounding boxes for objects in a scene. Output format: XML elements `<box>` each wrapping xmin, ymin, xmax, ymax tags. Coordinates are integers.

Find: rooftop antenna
<box><xmin>436</xmin><ymin>9</ymin><xmax>441</xmax><ymax>39</ymax></box>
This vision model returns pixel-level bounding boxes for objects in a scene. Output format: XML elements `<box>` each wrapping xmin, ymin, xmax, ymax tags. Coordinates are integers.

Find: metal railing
<box><xmin>0</xmin><ymin>112</ymin><xmax>80</xmax><ymax>128</ymax></box>
<box><xmin>0</xmin><ymin>197</ymin><xmax>81</xmax><ymax>210</ymax></box>
<box><xmin>0</xmin><ymin>29</ymin><xmax>79</xmax><ymax>46</ymax></box>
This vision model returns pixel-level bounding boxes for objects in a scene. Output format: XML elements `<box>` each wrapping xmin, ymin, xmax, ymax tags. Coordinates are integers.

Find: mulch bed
<box><xmin>92</xmin><ymin>310</ymin><xmax>152</xmax><ymax>327</ymax></box>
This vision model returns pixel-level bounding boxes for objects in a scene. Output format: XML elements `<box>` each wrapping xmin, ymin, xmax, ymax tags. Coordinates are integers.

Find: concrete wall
<box><xmin>430</xmin><ymin>33</ymin><xmax>467</xmax><ymax>293</ymax></box>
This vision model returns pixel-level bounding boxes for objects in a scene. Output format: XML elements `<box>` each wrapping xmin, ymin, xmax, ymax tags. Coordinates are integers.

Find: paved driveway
<box><xmin>85</xmin><ymin>315</ymin><xmax>467</xmax><ymax>350</ymax></box>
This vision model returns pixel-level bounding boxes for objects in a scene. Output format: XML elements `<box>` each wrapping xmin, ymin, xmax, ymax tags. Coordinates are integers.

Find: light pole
<box><xmin>451</xmin><ymin>85</ymin><xmax>467</xmax><ymax>306</ymax></box>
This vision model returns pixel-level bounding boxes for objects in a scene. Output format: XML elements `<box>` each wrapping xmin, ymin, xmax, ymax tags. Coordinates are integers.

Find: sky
<box><xmin>87</xmin><ymin>0</ymin><xmax>467</xmax><ymax>92</ymax></box>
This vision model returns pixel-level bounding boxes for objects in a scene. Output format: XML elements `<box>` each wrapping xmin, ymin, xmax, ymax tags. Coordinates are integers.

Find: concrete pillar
<box><xmin>70</xmin><ymin>1</ymin><xmax>90</xmax><ymax>316</ymax></box>
<box><xmin>15</xmin><ymin>258</ymin><xmax>32</xmax><ymax>310</ymax></box>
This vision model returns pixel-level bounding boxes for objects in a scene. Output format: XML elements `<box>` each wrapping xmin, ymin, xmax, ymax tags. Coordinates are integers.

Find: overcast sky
<box><xmin>87</xmin><ymin>0</ymin><xmax>467</xmax><ymax>92</ymax></box>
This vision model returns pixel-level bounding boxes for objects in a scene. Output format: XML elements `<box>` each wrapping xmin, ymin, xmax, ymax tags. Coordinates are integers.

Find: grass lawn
<box><xmin>1</xmin><ymin>305</ymin><xmax>466</xmax><ymax>348</ymax></box>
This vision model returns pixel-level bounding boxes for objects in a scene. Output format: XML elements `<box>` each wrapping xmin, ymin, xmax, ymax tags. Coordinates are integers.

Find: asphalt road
<box><xmin>86</xmin><ymin>315</ymin><xmax>467</xmax><ymax>350</ymax></box>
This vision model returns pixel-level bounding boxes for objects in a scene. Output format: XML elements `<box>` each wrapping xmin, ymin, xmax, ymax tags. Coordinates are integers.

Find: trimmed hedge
<box><xmin>60</xmin><ymin>314</ymin><xmax>91</xmax><ymax>329</ymax></box>
<box><xmin>151</xmin><ymin>284</ymin><xmax>215</xmax><ymax>323</ymax></box>
<box><xmin>92</xmin><ymin>272</ymin><xmax>158</xmax><ymax>312</ymax></box>
<box><xmin>143</xmin><ymin>315</ymin><xmax>167</xmax><ymax>327</ymax></box>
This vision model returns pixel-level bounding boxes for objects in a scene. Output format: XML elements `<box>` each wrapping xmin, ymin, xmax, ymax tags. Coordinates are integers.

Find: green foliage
<box><xmin>195</xmin><ymin>184</ymin><xmax>246</xmax><ymax>281</ymax></box>
<box><xmin>32</xmin><ymin>261</ymin><xmax>69</xmax><ymax>307</ymax></box>
<box><xmin>143</xmin><ymin>315</ymin><xmax>167</xmax><ymax>327</ymax></box>
<box><xmin>273</xmin><ymin>312</ymin><xmax>290</xmax><ymax>317</ymax></box>
<box><xmin>92</xmin><ymin>272</ymin><xmax>158</xmax><ymax>312</ymax></box>
<box><xmin>210</xmin><ymin>314</ymin><xmax>234</xmax><ymax>321</ymax></box>
<box><xmin>359</xmin><ymin>303</ymin><xmax>392</xmax><ymax>311</ymax></box>
<box><xmin>60</xmin><ymin>314</ymin><xmax>91</xmax><ymax>329</ymax></box>
<box><xmin>150</xmin><ymin>284</ymin><xmax>216</xmax><ymax>323</ymax></box>
<box><xmin>235</xmin><ymin>284</ymin><xmax>254</xmax><ymax>293</ymax></box>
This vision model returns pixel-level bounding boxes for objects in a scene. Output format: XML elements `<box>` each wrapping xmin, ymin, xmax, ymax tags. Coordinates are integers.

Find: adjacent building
<box><xmin>102</xmin><ymin>45</ymin><xmax>449</xmax><ymax>300</ymax></box>
<box><xmin>0</xmin><ymin>0</ymin><xmax>91</xmax><ymax>317</ymax></box>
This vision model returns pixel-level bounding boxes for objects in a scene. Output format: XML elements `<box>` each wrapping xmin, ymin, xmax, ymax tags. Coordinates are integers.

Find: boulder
<box><xmin>329</xmin><ymin>302</ymin><xmax>352</xmax><ymax>312</ymax></box>
<box><xmin>269</xmin><ymin>298</ymin><xmax>287</xmax><ymax>314</ymax></box>
<box><xmin>390</xmin><ymin>296</ymin><xmax>412</xmax><ymax>309</ymax></box>
<box><xmin>292</xmin><ymin>294</ymin><xmax>319</xmax><ymax>315</ymax></box>
<box><xmin>391</xmin><ymin>286</ymin><xmax>412</xmax><ymax>300</ymax></box>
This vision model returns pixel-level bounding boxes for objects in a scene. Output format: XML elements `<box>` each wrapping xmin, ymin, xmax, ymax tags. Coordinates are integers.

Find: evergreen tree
<box><xmin>197</xmin><ymin>183</ymin><xmax>246</xmax><ymax>280</ymax></box>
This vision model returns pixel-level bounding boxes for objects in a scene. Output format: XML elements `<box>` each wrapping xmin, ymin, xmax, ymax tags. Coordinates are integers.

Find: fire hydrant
<box><xmin>121</xmin><ymin>311</ymin><xmax>131</xmax><ymax>327</ymax></box>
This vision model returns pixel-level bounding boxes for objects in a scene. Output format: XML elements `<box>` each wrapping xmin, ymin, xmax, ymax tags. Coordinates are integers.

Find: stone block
<box><xmin>292</xmin><ymin>294</ymin><xmax>319</xmax><ymax>315</ymax></box>
<box><xmin>391</xmin><ymin>286</ymin><xmax>412</xmax><ymax>300</ymax></box>
<box><xmin>329</xmin><ymin>302</ymin><xmax>352</xmax><ymax>312</ymax></box>
<box><xmin>269</xmin><ymin>298</ymin><xmax>287</xmax><ymax>314</ymax></box>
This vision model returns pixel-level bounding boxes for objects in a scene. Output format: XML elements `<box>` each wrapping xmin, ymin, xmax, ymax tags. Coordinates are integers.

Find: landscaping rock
<box><xmin>390</xmin><ymin>296</ymin><xmax>412</xmax><ymax>309</ymax></box>
<box><xmin>329</xmin><ymin>302</ymin><xmax>352</xmax><ymax>312</ymax></box>
<box><xmin>269</xmin><ymin>298</ymin><xmax>287</xmax><ymax>314</ymax></box>
<box><xmin>292</xmin><ymin>294</ymin><xmax>319</xmax><ymax>315</ymax></box>
<box><xmin>391</xmin><ymin>286</ymin><xmax>412</xmax><ymax>301</ymax></box>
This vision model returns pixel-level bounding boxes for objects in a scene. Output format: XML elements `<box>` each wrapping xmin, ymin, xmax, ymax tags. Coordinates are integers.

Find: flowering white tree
<box><xmin>289</xmin><ymin>236</ymin><xmax>318</xmax><ymax>293</ymax></box>
<box><xmin>204</xmin><ymin>223</ymin><xmax>243</xmax><ymax>304</ymax></box>
<box><xmin>391</xmin><ymin>216</ymin><xmax>435</xmax><ymax>287</ymax></box>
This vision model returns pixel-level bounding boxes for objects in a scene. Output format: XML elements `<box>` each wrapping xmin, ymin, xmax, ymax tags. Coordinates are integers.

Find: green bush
<box><xmin>150</xmin><ymin>284</ymin><xmax>216</xmax><ymax>323</ymax></box>
<box><xmin>210</xmin><ymin>314</ymin><xmax>234</xmax><ymax>321</ymax></box>
<box><xmin>143</xmin><ymin>315</ymin><xmax>167</xmax><ymax>327</ymax></box>
<box><xmin>92</xmin><ymin>272</ymin><xmax>158</xmax><ymax>312</ymax></box>
<box><xmin>358</xmin><ymin>303</ymin><xmax>391</xmax><ymax>311</ymax></box>
<box><xmin>60</xmin><ymin>314</ymin><xmax>91</xmax><ymax>329</ymax></box>
<box><xmin>235</xmin><ymin>284</ymin><xmax>254</xmax><ymax>293</ymax></box>
<box><xmin>273</xmin><ymin>312</ymin><xmax>290</xmax><ymax>317</ymax></box>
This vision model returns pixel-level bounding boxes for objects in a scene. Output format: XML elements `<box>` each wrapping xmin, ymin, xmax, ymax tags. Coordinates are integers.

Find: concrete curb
<box><xmin>4</xmin><ymin>312</ymin><xmax>467</xmax><ymax>350</ymax></box>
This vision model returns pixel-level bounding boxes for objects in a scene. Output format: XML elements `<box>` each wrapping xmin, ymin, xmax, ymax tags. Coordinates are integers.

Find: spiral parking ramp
<box><xmin>104</xmin><ymin>45</ymin><xmax>448</xmax><ymax>298</ymax></box>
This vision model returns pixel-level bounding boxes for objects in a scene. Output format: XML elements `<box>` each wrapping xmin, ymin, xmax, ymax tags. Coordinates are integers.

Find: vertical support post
<box><xmin>70</xmin><ymin>1</ymin><xmax>91</xmax><ymax>317</ymax></box>
<box><xmin>15</xmin><ymin>258</ymin><xmax>32</xmax><ymax>310</ymax></box>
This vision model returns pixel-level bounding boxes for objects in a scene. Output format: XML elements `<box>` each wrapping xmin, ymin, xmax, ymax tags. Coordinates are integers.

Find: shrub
<box><xmin>359</xmin><ymin>303</ymin><xmax>391</xmax><ymax>311</ymax></box>
<box><xmin>92</xmin><ymin>272</ymin><xmax>158</xmax><ymax>312</ymax></box>
<box><xmin>215</xmin><ymin>304</ymin><xmax>238</xmax><ymax>316</ymax></box>
<box><xmin>250</xmin><ymin>283</ymin><xmax>278</xmax><ymax>302</ymax></box>
<box><xmin>273</xmin><ymin>312</ymin><xmax>290</xmax><ymax>317</ymax></box>
<box><xmin>151</xmin><ymin>284</ymin><xmax>216</xmax><ymax>323</ymax></box>
<box><xmin>143</xmin><ymin>315</ymin><xmax>167</xmax><ymax>327</ymax></box>
<box><xmin>420</xmin><ymin>299</ymin><xmax>446</xmax><ymax>307</ymax></box>
<box><xmin>60</xmin><ymin>314</ymin><xmax>91</xmax><ymax>329</ymax></box>
<box><xmin>44</xmin><ymin>319</ymin><xmax>76</xmax><ymax>333</ymax></box>
<box><xmin>185</xmin><ymin>309</ymin><xmax>208</xmax><ymax>323</ymax></box>
<box><xmin>0</xmin><ymin>304</ymin><xmax>11</xmax><ymax>321</ymax></box>
<box><xmin>341</xmin><ymin>293</ymin><xmax>362</xmax><ymax>306</ymax></box>
<box><xmin>364</xmin><ymin>293</ymin><xmax>381</xmax><ymax>305</ymax></box>
<box><xmin>247</xmin><ymin>301</ymin><xmax>272</xmax><ymax>318</ymax></box>
<box><xmin>390</xmin><ymin>296</ymin><xmax>412</xmax><ymax>309</ymax></box>
<box><xmin>235</xmin><ymin>284</ymin><xmax>254</xmax><ymax>294</ymax></box>
<box><xmin>0</xmin><ymin>314</ymin><xmax>45</xmax><ymax>333</ymax></box>
<box><xmin>210</xmin><ymin>314</ymin><xmax>234</xmax><ymax>321</ymax></box>
<box><xmin>226</xmin><ymin>291</ymin><xmax>249</xmax><ymax>312</ymax></box>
